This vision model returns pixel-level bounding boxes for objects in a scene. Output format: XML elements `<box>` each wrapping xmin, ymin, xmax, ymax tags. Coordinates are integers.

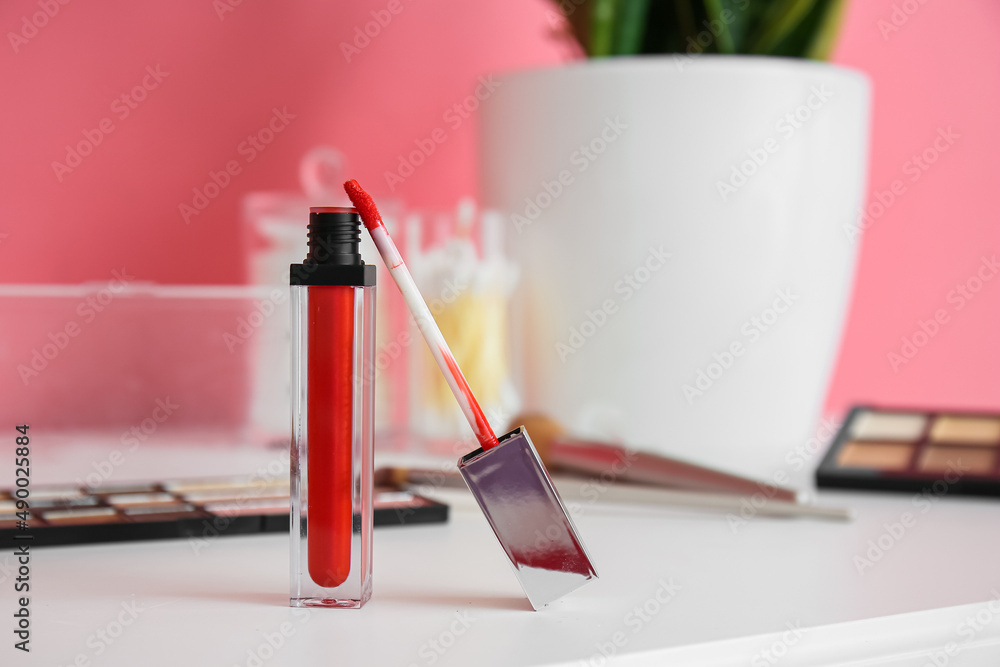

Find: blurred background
<box><xmin>1</xmin><ymin>0</ymin><xmax>998</xmax><ymax>482</ymax></box>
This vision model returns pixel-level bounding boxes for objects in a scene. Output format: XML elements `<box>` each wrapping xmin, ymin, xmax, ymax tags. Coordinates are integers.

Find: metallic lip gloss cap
<box><xmin>458</xmin><ymin>426</ymin><xmax>598</xmax><ymax>610</ymax></box>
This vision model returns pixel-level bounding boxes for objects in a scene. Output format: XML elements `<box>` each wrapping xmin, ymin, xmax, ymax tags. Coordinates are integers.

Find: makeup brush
<box><xmin>345</xmin><ymin>179</ymin><xmax>597</xmax><ymax>609</ymax></box>
<box><xmin>369</xmin><ymin>397</ymin><xmax>848</xmax><ymax>521</ymax></box>
<box><xmin>373</xmin><ymin>468</ymin><xmax>853</xmax><ymax>521</ymax></box>
<box><xmin>511</xmin><ymin>413</ymin><xmax>803</xmax><ymax>503</ymax></box>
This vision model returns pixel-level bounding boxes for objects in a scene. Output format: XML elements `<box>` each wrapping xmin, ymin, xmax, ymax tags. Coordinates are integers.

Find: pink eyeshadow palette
<box><xmin>0</xmin><ymin>476</ymin><xmax>447</xmax><ymax>549</ymax></box>
<box><xmin>816</xmin><ymin>406</ymin><xmax>1000</xmax><ymax>496</ymax></box>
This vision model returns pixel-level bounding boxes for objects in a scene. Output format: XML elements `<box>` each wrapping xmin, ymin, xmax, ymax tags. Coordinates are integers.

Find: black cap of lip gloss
<box><xmin>290</xmin><ymin>207</ymin><xmax>376</xmax><ymax>286</ymax></box>
<box><xmin>306</xmin><ymin>207</ymin><xmax>362</xmax><ymax>266</ymax></box>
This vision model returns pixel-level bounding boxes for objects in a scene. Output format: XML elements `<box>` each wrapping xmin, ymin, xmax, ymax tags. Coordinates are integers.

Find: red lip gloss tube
<box><xmin>290</xmin><ymin>206</ymin><xmax>375</xmax><ymax>608</ymax></box>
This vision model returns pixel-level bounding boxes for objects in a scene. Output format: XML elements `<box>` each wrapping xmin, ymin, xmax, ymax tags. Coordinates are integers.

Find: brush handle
<box><xmin>381</xmin><ymin>467</ymin><xmax>853</xmax><ymax>521</ymax></box>
<box><xmin>365</xmin><ymin>222</ymin><xmax>499</xmax><ymax>450</ymax></box>
<box><xmin>551</xmin><ymin>478</ymin><xmax>853</xmax><ymax>521</ymax></box>
<box><xmin>549</xmin><ymin>438</ymin><xmax>802</xmax><ymax>503</ymax></box>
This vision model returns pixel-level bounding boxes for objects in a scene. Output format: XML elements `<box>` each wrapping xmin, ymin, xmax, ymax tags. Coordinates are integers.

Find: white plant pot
<box><xmin>480</xmin><ymin>56</ymin><xmax>870</xmax><ymax>477</ymax></box>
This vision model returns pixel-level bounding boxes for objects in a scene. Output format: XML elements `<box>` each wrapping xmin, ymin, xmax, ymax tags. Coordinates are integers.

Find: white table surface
<box><xmin>9</xmin><ymin>438</ymin><xmax>1000</xmax><ymax>666</ymax></box>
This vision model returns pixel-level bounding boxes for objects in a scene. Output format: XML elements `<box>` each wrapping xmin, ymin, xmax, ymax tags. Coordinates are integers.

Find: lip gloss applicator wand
<box><xmin>345</xmin><ymin>179</ymin><xmax>597</xmax><ymax>610</ymax></box>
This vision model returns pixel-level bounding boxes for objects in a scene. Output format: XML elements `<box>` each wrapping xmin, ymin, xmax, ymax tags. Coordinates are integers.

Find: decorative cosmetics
<box><xmin>0</xmin><ymin>477</ymin><xmax>447</xmax><ymax>549</ymax></box>
<box><xmin>290</xmin><ymin>207</ymin><xmax>376</xmax><ymax>608</ymax></box>
<box><xmin>345</xmin><ymin>180</ymin><xmax>597</xmax><ymax>609</ymax></box>
<box><xmin>817</xmin><ymin>406</ymin><xmax>1000</xmax><ymax>497</ymax></box>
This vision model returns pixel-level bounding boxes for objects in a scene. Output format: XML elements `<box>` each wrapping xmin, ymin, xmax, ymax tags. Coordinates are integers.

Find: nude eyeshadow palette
<box><xmin>0</xmin><ymin>476</ymin><xmax>448</xmax><ymax>549</ymax></box>
<box><xmin>816</xmin><ymin>406</ymin><xmax>1000</xmax><ymax>497</ymax></box>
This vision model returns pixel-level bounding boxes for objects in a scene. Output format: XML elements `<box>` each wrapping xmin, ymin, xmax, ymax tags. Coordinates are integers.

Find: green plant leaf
<box><xmin>717</xmin><ymin>0</ymin><xmax>757</xmax><ymax>54</ymax></box>
<box><xmin>748</xmin><ymin>0</ymin><xmax>818</xmax><ymax>55</ymax></box>
<box><xmin>641</xmin><ymin>0</ymin><xmax>683</xmax><ymax>54</ymax></box>
<box><xmin>805</xmin><ymin>0</ymin><xmax>847</xmax><ymax>60</ymax></box>
<box><xmin>764</xmin><ymin>0</ymin><xmax>841</xmax><ymax>59</ymax></box>
<box><xmin>615</xmin><ymin>0</ymin><xmax>652</xmax><ymax>55</ymax></box>
<box><xmin>590</xmin><ymin>0</ymin><xmax>618</xmax><ymax>56</ymax></box>
<box><xmin>549</xmin><ymin>0</ymin><xmax>850</xmax><ymax>59</ymax></box>
<box><xmin>673</xmin><ymin>0</ymin><xmax>699</xmax><ymax>50</ymax></box>
<box><xmin>702</xmin><ymin>0</ymin><xmax>735</xmax><ymax>53</ymax></box>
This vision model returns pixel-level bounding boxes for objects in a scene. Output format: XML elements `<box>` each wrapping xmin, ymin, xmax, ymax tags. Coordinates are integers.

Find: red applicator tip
<box><xmin>343</xmin><ymin>179</ymin><xmax>383</xmax><ymax>230</ymax></box>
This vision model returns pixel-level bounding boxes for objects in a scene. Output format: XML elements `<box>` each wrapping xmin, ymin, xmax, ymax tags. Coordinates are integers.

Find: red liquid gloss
<box><xmin>307</xmin><ymin>285</ymin><xmax>354</xmax><ymax>587</ymax></box>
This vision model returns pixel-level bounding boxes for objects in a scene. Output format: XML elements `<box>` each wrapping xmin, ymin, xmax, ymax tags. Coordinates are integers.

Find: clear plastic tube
<box><xmin>290</xmin><ymin>279</ymin><xmax>375</xmax><ymax>608</ymax></box>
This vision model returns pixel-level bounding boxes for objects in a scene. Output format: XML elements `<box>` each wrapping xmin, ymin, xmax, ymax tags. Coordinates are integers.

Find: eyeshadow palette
<box><xmin>0</xmin><ymin>476</ymin><xmax>448</xmax><ymax>549</ymax></box>
<box><xmin>816</xmin><ymin>406</ymin><xmax>1000</xmax><ymax>496</ymax></box>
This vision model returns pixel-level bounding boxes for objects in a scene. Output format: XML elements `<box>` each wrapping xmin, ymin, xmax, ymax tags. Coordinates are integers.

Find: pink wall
<box><xmin>825</xmin><ymin>0</ymin><xmax>1000</xmax><ymax>415</ymax></box>
<box><xmin>0</xmin><ymin>0</ymin><xmax>564</xmax><ymax>284</ymax></box>
<box><xmin>1</xmin><ymin>0</ymin><xmax>997</xmax><ymax>416</ymax></box>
